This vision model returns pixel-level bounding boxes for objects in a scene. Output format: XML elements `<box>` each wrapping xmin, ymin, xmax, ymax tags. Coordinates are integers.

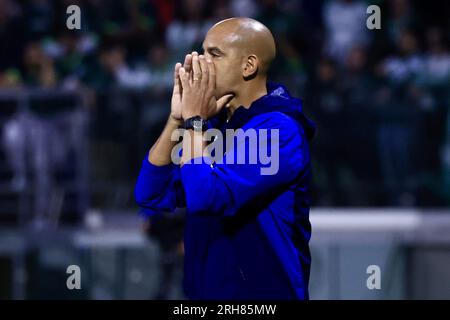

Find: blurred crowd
<box><xmin>0</xmin><ymin>0</ymin><xmax>449</xmax><ymax>211</ymax></box>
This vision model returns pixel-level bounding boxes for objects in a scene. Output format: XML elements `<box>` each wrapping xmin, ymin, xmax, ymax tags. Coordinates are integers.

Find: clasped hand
<box><xmin>171</xmin><ymin>52</ymin><xmax>234</xmax><ymax>123</ymax></box>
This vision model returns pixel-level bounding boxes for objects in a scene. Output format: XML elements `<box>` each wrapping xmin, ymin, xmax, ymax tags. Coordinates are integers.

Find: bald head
<box><xmin>200</xmin><ymin>18</ymin><xmax>276</xmax><ymax>107</ymax></box>
<box><xmin>205</xmin><ymin>17</ymin><xmax>276</xmax><ymax>75</ymax></box>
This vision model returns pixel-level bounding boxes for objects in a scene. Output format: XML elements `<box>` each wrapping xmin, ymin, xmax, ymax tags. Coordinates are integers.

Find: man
<box><xmin>135</xmin><ymin>17</ymin><xmax>315</xmax><ymax>300</ymax></box>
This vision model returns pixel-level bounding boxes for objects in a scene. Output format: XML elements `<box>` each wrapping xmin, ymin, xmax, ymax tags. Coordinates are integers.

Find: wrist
<box><xmin>183</xmin><ymin>112</ymin><xmax>207</xmax><ymax>120</ymax></box>
<box><xmin>168</xmin><ymin>115</ymin><xmax>183</xmax><ymax>127</ymax></box>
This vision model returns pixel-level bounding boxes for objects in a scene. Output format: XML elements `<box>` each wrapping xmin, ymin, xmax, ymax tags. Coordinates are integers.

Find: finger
<box><xmin>179</xmin><ymin>67</ymin><xmax>190</xmax><ymax>89</ymax></box>
<box><xmin>216</xmin><ymin>94</ymin><xmax>235</xmax><ymax>111</ymax></box>
<box><xmin>183</xmin><ymin>54</ymin><xmax>192</xmax><ymax>74</ymax></box>
<box><xmin>188</xmin><ymin>51</ymin><xmax>197</xmax><ymax>81</ymax></box>
<box><xmin>199</xmin><ymin>55</ymin><xmax>208</xmax><ymax>87</ymax></box>
<box><xmin>173</xmin><ymin>62</ymin><xmax>182</xmax><ymax>95</ymax></box>
<box><xmin>192</xmin><ymin>53</ymin><xmax>201</xmax><ymax>84</ymax></box>
<box><xmin>207</xmin><ymin>58</ymin><xmax>216</xmax><ymax>90</ymax></box>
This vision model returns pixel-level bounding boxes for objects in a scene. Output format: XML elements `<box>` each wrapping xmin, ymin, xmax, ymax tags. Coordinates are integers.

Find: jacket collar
<box><xmin>211</xmin><ymin>82</ymin><xmax>315</xmax><ymax>140</ymax></box>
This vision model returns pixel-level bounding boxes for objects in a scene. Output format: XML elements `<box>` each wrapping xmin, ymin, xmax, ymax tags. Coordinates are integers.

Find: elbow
<box><xmin>134</xmin><ymin>185</ymin><xmax>159</xmax><ymax>210</ymax></box>
<box><xmin>134</xmin><ymin>194</ymin><xmax>164</xmax><ymax>213</ymax></box>
<box><xmin>134</xmin><ymin>184</ymin><xmax>178</xmax><ymax>213</ymax></box>
<box><xmin>134</xmin><ymin>188</ymin><xmax>151</xmax><ymax>209</ymax></box>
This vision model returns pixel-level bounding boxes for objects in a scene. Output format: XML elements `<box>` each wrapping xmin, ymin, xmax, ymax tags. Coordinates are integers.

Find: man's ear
<box><xmin>243</xmin><ymin>54</ymin><xmax>258</xmax><ymax>79</ymax></box>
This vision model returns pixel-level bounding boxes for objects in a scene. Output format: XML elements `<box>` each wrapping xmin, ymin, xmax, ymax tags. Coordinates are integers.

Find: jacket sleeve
<box><xmin>180</xmin><ymin>112</ymin><xmax>309</xmax><ymax>217</ymax></box>
<box><xmin>134</xmin><ymin>157</ymin><xmax>185</xmax><ymax>218</ymax></box>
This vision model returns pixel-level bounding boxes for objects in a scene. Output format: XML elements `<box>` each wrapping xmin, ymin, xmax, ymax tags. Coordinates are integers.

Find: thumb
<box><xmin>216</xmin><ymin>94</ymin><xmax>235</xmax><ymax>111</ymax></box>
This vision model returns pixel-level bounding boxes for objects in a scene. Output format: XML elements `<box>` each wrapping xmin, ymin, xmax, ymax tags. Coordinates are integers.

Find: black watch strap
<box><xmin>183</xmin><ymin>116</ymin><xmax>209</xmax><ymax>132</ymax></box>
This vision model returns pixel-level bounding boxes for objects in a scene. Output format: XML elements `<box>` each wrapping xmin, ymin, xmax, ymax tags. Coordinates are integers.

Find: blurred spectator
<box><xmin>306</xmin><ymin>57</ymin><xmax>345</xmax><ymax>205</ymax></box>
<box><xmin>151</xmin><ymin>0</ymin><xmax>176</xmax><ymax>31</ymax></box>
<box><xmin>386</xmin><ymin>0</ymin><xmax>416</xmax><ymax>47</ymax></box>
<box><xmin>22</xmin><ymin>42</ymin><xmax>57</xmax><ymax>87</ymax></box>
<box><xmin>374</xmin><ymin>30</ymin><xmax>423</xmax><ymax>205</ymax></box>
<box><xmin>166</xmin><ymin>0</ymin><xmax>213</xmax><ymax>55</ymax></box>
<box><xmin>53</xmin><ymin>32</ymin><xmax>88</xmax><ymax>89</ymax></box>
<box><xmin>0</xmin><ymin>0</ymin><xmax>24</xmax><ymax>71</ymax></box>
<box><xmin>0</xmin><ymin>69</ymin><xmax>21</xmax><ymax>87</ymax></box>
<box><xmin>115</xmin><ymin>42</ymin><xmax>173</xmax><ymax>92</ymax></box>
<box><xmin>211</xmin><ymin>0</ymin><xmax>233</xmax><ymax>22</ymax></box>
<box><xmin>379</xmin><ymin>29</ymin><xmax>423</xmax><ymax>87</ymax></box>
<box><xmin>256</xmin><ymin>0</ymin><xmax>302</xmax><ymax>42</ymax></box>
<box><xmin>342</xmin><ymin>46</ymin><xmax>374</xmax><ymax>108</ymax></box>
<box><xmin>416</xmin><ymin>27</ymin><xmax>450</xmax><ymax>93</ymax></box>
<box><xmin>443</xmin><ymin>113</ymin><xmax>450</xmax><ymax>202</ymax></box>
<box><xmin>145</xmin><ymin>42</ymin><xmax>174</xmax><ymax>92</ymax></box>
<box><xmin>80</xmin><ymin>43</ymin><xmax>127</xmax><ymax>91</ymax></box>
<box><xmin>415</xmin><ymin>27</ymin><xmax>450</xmax><ymax>203</ymax></box>
<box><xmin>83</xmin><ymin>0</ymin><xmax>129</xmax><ymax>36</ymax></box>
<box><xmin>230</xmin><ymin>0</ymin><xmax>259</xmax><ymax>18</ymax></box>
<box><xmin>2</xmin><ymin>103</ymin><xmax>88</xmax><ymax>227</ymax></box>
<box><xmin>272</xmin><ymin>36</ymin><xmax>307</xmax><ymax>96</ymax></box>
<box><xmin>341</xmin><ymin>47</ymin><xmax>379</xmax><ymax>196</ymax></box>
<box><xmin>24</xmin><ymin>0</ymin><xmax>54</xmax><ymax>39</ymax></box>
<box><xmin>323</xmin><ymin>0</ymin><xmax>370</xmax><ymax>64</ymax></box>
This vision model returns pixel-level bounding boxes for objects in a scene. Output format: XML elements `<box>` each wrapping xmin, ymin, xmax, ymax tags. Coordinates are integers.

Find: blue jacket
<box><xmin>135</xmin><ymin>83</ymin><xmax>315</xmax><ymax>300</ymax></box>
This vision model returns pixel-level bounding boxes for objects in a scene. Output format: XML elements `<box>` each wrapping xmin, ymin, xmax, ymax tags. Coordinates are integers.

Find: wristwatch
<box><xmin>183</xmin><ymin>116</ymin><xmax>209</xmax><ymax>132</ymax></box>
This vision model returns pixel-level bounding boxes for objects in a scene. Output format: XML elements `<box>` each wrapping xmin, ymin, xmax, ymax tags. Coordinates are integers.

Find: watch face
<box><xmin>193</xmin><ymin>119</ymin><xmax>203</xmax><ymax>130</ymax></box>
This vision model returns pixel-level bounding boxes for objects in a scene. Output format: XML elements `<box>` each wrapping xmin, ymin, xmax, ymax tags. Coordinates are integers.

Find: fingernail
<box><xmin>207</xmin><ymin>59</ymin><xmax>212</xmax><ymax>63</ymax></box>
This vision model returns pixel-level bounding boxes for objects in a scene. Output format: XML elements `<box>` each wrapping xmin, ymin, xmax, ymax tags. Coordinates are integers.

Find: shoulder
<box><xmin>243</xmin><ymin>111</ymin><xmax>305</xmax><ymax>142</ymax></box>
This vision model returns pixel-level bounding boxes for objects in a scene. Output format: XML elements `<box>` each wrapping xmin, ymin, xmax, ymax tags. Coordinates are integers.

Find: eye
<box><xmin>207</xmin><ymin>49</ymin><xmax>221</xmax><ymax>58</ymax></box>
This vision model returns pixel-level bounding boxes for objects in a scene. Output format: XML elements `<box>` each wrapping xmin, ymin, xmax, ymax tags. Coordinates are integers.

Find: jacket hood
<box><xmin>215</xmin><ymin>82</ymin><xmax>316</xmax><ymax>140</ymax></box>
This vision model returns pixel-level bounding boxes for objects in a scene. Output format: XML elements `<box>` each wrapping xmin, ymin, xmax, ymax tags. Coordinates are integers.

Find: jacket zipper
<box><xmin>239</xmin><ymin>267</ymin><xmax>246</xmax><ymax>281</ymax></box>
